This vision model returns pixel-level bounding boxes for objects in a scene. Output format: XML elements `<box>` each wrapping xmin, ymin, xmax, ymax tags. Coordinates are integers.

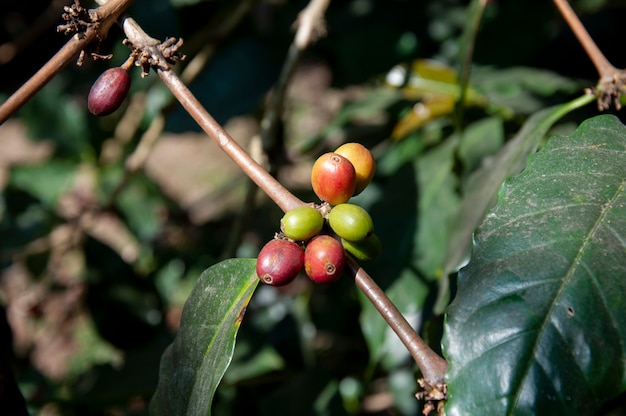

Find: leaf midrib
<box><xmin>508</xmin><ymin>178</ymin><xmax>625</xmax><ymax>414</ymax></box>
<box><xmin>185</xmin><ymin>269</ymin><xmax>257</xmax><ymax>416</ymax></box>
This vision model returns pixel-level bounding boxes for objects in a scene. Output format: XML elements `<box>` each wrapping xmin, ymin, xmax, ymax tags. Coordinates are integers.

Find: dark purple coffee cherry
<box><xmin>256</xmin><ymin>239</ymin><xmax>304</xmax><ymax>286</ymax></box>
<box><xmin>88</xmin><ymin>67</ymin><xmax>131</xmax><ymax>116</ymax></box>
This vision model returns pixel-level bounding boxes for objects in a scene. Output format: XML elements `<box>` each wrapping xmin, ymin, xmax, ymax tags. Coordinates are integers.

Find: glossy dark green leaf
<box><xmin>150</xmin><ymin>258</ymin><xmax>258</xmax><ymax>416</ymax></box>
<box><xmin>443</xmin><ymin>115</ymin><xmax>626</xmax><ymax>415</ymax></box>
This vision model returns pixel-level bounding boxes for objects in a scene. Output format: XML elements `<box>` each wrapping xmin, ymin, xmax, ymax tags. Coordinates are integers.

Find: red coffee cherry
<box><xmin>304</xmin><ymin>235</ymin><xmax>345</xmax><ymax>284</ymax></box>
<box><xmin>256</xmin><ymin>239</ymin><xmax>304</xmax><ymax>286</ymax></box>
<box><xmin>334</xmin><ymin>143</ymin><xmax>375</xmax><ymax>195</ymax></box>
<box><xmin>88</xmin><ymin>67</ymin><xmax>131</xmax><ymax>116</ymax></box>
<box><xmin>310</xmin><ymin>153</ymin><xmax>356</xmax><ymax>205</ymax></box>
<box><xmin>280</xmin><ymin>206</ymin><xmax>324</xmax><ymax>241</ymax></box>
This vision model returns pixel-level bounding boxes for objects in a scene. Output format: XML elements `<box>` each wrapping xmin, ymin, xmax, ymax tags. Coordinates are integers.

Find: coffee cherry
<box><xmin>304</xmin><ymin>235</ymin><xmax>345</xmax><ymax>284</ymax></box>
<box><xmin>281</xmin><ymin>206</ymin><xmax>324</xmax><ymax>241</ymax></box>
<box><xmin>256</xmin><ymin>239</ymin><xmax>304</xmax><ymax>286</ymax></box>
<box><xmin>334</xmin><ymin>143</ymin><xmax>375</xmax><ymax>195</ymax></box>
<box><xmin>327</xmin><ymin>203</ymin><xmax>373</xmax><ymax>242</ymax></box>
<box><xmin>311</xmin><ymin>153</ymin><xmax>356</xmax><ymax>205</ymax></box>
<box><xmin>88</xmin><ymin>67</ymin><xmax>131</xmax><ymax>116</ymax></box>
<box><xmin>341</xmin><ymin>233</ymin><xmax>381</xmax><ymax>261</ymax></box>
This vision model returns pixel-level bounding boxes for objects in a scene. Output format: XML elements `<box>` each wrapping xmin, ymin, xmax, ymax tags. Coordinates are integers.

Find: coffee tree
<box><xmin>0</xmin><ymin>0</ymin><xmax>624</xmax><ymax>415</ymax></box>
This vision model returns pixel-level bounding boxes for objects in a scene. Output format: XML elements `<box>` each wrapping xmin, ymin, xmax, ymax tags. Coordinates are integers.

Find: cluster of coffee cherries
<box><xmin>256</xmin><ymin>143</ymin><xmax>381</xmax><ymax>286</ymax></box>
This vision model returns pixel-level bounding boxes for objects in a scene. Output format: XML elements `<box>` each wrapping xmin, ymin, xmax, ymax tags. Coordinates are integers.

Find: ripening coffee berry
<box><xmin>281</xmin><ymin>206</ymin><xmax>324</xmax><ymax>241</ymax></box>
<box><xmin>256</xmin><ymin>239</ymin><xmax>304</xmax><ymax>286</ymax></box>
<box><xmin>341</xmin><ymin>233</ymin><xmax>381</xmax><ymax>261</ymax></box>
<box><xmin>334</xmin><ymin>143</ymin><xmax>375</xmax><ymax>195</ymax></box>
<box><xmin>304</xmin><ymin>235</ymin><xmax>345</xmax><ymax>284</ymax></box>
<box><xmin>328</xmin><ymin>203</ymin><xmax>373</xmax><ymax>242</ymax></box>
<box><xmin>311</xmin><ymin>153</ymin><xmax>356</xmax><ymax>205</ymax></box>
<box><xmin>88</xmin><ymin>67</ymin><xmax>131</xmax><ymax>116</ymax></box>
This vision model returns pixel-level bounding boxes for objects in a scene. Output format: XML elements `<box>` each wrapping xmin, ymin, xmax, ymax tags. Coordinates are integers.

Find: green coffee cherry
<box><xmin>281</xmin><ymin>206</ymin><xmax>324</xmax><ymax>241</ymax></box>
<box><xmin>341</xmin><ymin>233</ymin><xmax>381</xmax><ymax>261</ymax></box>
<box><xmin>328</xmin><ymin>203</ymin><xmax>373</xmax><ymax>242</ymax></box>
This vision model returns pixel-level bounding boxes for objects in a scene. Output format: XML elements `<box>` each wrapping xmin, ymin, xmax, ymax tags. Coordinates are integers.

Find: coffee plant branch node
<box><xmin>415</xmin><ymin>378</ymin><xmax>447</xmax><ymax>416</ymax></box>
<box><xmin>586</xmin><ymin>71</ymin><xmax>626</xmax><ymax>111</ymax></box>
<box><xmin>122</xmin><ymin>23</ymin><xmax>186</xmax><ymax>78</ymax></box>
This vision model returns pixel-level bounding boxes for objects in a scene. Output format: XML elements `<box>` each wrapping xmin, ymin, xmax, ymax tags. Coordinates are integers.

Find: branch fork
<box><xmin>116</xmin><ymin>13</ymin><xmax>185</xmax><ymax>77</ymax></box>
<box><xmin>416</xmin><ymin>378</ymin><xmax>447</xmax><ymax>415</ymax></box>
<box><xmin>586</xmin><ymin>72</ymin><xmax>626</xmax><ymax>111</ymax></box>
<box><xmin>553</xmin><ymin>0</ymin><xmax>626</xmax><ymax>110</ymax></box>
<box><xmin>56</xmin><ymin>0</ymin><xmax>131</xmax><ymax>65</ymax></box>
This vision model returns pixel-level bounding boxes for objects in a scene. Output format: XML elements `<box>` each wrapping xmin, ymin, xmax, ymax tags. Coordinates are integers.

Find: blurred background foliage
<box><xmin>0</xmin><ymin>0</ymin><xmax>625</xmax><ymax>415</ymax></box>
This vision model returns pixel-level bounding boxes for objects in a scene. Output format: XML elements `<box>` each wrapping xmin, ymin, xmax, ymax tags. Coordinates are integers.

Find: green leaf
<box><xmin>358</xmin><ymin>136</ymin><xmax>458</xmax><ymax>366</ymax></box>
<box><xmin>442</xmin><ymin>94</ymin><xmax>595</xmax><ymax>286</ymax></box>
<box><xmin>150</xmin><ymin>259</ymin><xmax>259</xmax><ymax>416</ymax></box>
<box><xmin>19</xmin><ymin>77</ymin><xmax>92</xmax><ymax>159</ymax></box>
<box><xmin>457</xmin><ymin>116</ymin><xmax>505</xmax><ymax>175</ymax></box>
<box><xmin>473</xmin><ymin>66</ymin><xmax>584</xmax><ymax>115</ymax></box>
<box><xmin>415</xmin><ymin>135</ymin><xmax>460</xmax><ymax>279</ymax></box>
<box><xmin>443</xmin><ymin>114</ymin><xmax>626</xmax><ymax>415</ymax></box>
<box><xmin>10</xmin><ymin>160</ymin><xmax>77</xmax><ymax>209</ymax></box>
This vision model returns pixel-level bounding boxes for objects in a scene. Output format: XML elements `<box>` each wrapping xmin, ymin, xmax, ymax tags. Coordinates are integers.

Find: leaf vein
<box><xmin>508</xmin><ymin>177</ymin><xmax>626</xmax><ymax>414</ymax></box>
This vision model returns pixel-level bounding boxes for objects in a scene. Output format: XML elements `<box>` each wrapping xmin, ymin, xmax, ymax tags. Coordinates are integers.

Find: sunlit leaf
<box><xmin>443</xmin><ymin>114</ymin><xmax>626</xmax><ymax>415</ymax></box>
<box><xmin>150</xmin><ymin>259</ymin><xmax>258</xmax><ymax>416</ymax></box>
<box><xmin>385</xmin><ymin>60</ymin><xmax>486</xmax><ymax>139</ymax></box>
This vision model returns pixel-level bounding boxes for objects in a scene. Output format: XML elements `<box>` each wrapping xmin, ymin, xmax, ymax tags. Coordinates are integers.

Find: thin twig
<box><xmin>156</xmin><ymin>67</ymin><xmax>304</xmax><ymax>213</ymax></box>
<box><xmin>454</xmin><ymin>0</ymin><xmax>488</xmax><ymax>131</ymax></box>
<box><xmin>121</xmin><ymin>4</ymin><xmax>448</xmax><ymax>390</ymax></box>
<box><xmin>225</xmin><ymin>0</ymin><xmax>331</xmax><ymax>257</ymax></box>
<box><xmin>294</xmin><ymin>0</ymin><xmax>330</xmax><ymax>50</ymax></box>
<box><xmin>0</xmin><ymin>0</ymin><xmax>133</xmax><ymax>124</ymax></box>
<box><xmin>348</xmin><ymin>258</ymin><xmax>449</xmax><ymax>385</ymax></box>
<box><xmin>261</xmin><ymin>0</ymin><xmax>331</xmax><ymax>151</ymax></box>
<box><xmin>552</xmin><ymin>0</ymin><xmax>616</xmax><ymax>80</ymax></box>
<box><xmin>553</xmin><ymin>0</ymin><xmax>626</xmax><ymax>110</ymax></box>
<box><xmin>101</xmin><ymin>1</ymin><xmax>253</xmax><ymax>214</ymax></box>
